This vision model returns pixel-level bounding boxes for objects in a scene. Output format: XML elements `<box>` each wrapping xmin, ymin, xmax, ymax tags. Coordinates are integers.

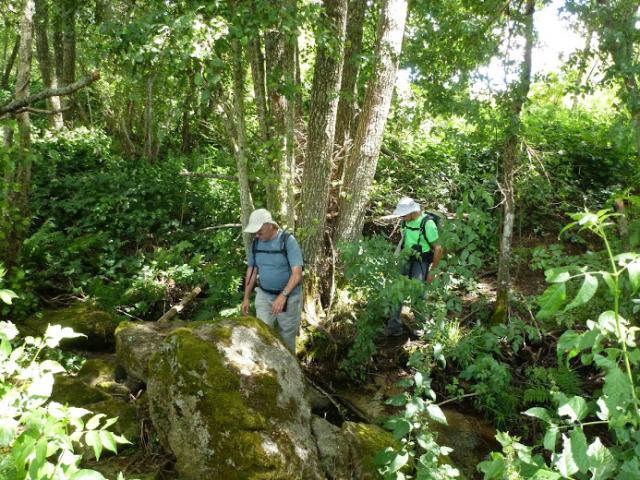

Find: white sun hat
<box><xmin>243</xmin><ymin>208</ymin><xmax>277</xmax><ymax>233</ymax></box>
<box><xmin>392</xmin><ymin>197</ymin><xmax>421</xmax><ymax>217</ymax></box>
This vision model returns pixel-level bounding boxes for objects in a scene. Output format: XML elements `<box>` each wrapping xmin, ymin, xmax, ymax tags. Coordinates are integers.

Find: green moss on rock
<box><xmin>342</xmin><ymin>422</ymin><xmax>400</xmax><ymax>479</ymax></box>
<box><xmin>51</xmin><ymin>375</ymin><xmax>110</xmax><ymax>406</ymax></box>
<box><xmin>87</xmin><ymin>398</ymin><xmax>140</xmax><ymax>444</ymax></box>
<box><xmin>22</xmin><ymin>305</ymin><xmax>124</xmax><ymax>351</ymax></box>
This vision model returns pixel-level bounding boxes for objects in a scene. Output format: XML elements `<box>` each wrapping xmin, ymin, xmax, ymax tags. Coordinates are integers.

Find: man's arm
<box><xmin>271</xmin><ymin>266</ymin><xmax>302</xmax><ymax>314</ymax></box>
<box><xmin>241</xmin><ymin>266</ymin><xmax>258</xmax><ymax>315</ymax></box>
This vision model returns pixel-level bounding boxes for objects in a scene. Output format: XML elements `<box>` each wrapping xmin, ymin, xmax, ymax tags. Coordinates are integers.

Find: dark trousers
<box><xmin>387</xmin><ymin>253</ymin><xmax>432</xmax><ymax>335</ymax></box>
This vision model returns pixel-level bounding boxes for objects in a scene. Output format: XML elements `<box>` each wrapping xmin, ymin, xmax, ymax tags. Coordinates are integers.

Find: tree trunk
<box><xmin>60</xmin><ymin>0</ymin><xmax>76</xmax><ymax>121</ymax></box>
<box><xmin>1</xmin><ymin>35</ymin><xmax>20</xmax><ymax>90</ymax></box>
<box><xmin>34</xmin><ymin>0</ymin><xmax>63</xmax><ymax>130</ymax></box>
<box><xmin>334</xmin><ymin>0</ymin><xmax>366</xmax><ymax>172</ymax></box>
<box><xmin>264</xmin><ymin>0</ymin><xmax>297</xmax><ymax>228</ymax></box>
<box><xmin>249</xmin><ymin>35</ymin><xmax>268</xmax><ymax>142</ymax></box>
<box><xmin>224</xmin><ymin>39</ymin><xmax>255</xmax><ymax>254</ymax></box>
<box><xmin>1</xmin><ymin>0</ymin><xmax>35</xmax><ymax>269</ymax></box>
<box><xmin>492</xmin><ymin>0</ymin><xmax>535</xmax><ymax>325</ymax></box>
<box><xmin>334</xmin><ymin>0</ymin><xmax>408</xmax><ymax>244</ymax></box>
<box><xmin>180</xmin><ymin>62</ymin><xmax>195</xmax><ymax>153</ymax></box>
<box><xmin>299</xmin><ymin>0</ymin><xmax>348</xmax><ymax>322</ymax></box>
<box><xmin>52</xmin><ymin>5</ymin><xmax>63</xmax><ymax>83</ymax></box>
<box><xmin>144</xmin><ymin>74</ymin><xmax>156</xmax><ymax>161</ymax></box>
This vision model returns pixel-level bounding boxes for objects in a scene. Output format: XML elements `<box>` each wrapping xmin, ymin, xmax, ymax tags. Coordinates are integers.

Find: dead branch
<box><xmin>157</xmin><ymin>285</ymin><xmax>202</xmax><ymax>323</ymax></box>
<box><xmin>0</xmin><ymin>70</ymin><xmax>100</xmax><ymax>116</ymax></box>
<box><xmin>200</xmin><ymin>223</ymin><xmax>242</xmax><ymax>231</ymax></box>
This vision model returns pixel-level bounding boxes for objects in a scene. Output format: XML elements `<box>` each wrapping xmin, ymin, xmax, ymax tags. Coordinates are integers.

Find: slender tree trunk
<box><xmin>34</xmin><ymin>0</ymin><xmax>63</xmax><ymax>130</ymax></box>
<box><xmin>180</xmin><ymin>62</ymin><xmax>195</xmax><ymax>153</ymax></box>
<box><xmin>60</xmin><ymin>0</ymin><xmax>76</xmax><ymax>121</ymax></box>
<box><xmin>334</xmin><ymin>0</ymin><xmax>366</xmax><ymax>171</ymax></box>
<box><xmin>492</xmin><ymin>0</ymin><xmax>535</xmax><ymax>325</ymax></box>
<box><xmin>2</xmin><ymin>35</ymin><xmax>20</xmax><ymax>147</ymax></box>
<box><xmin>299</xmin><ymin>0</ymin><xmax>348</xmax><ymax>321</ymax></box>
<box><xmin>1</xmin><ymin>0</ymin><xmax>35</xmax><ymax>268</ymax></box>
<box><xmin>221</xmin><ymin>39</ymin><xmax>255</xmax><ymax>254</ymax></box>
<box><xmin>1</xmin><ymin>35</ymin><xmax>20</xmax><ymax>90</ymax></box>
<box><xmin>144</xmin><ymin>74</ymin><xmax>156</xmax><ymax>161</ymax></box>
<box><xmin>264</xmin><ymin>0</ymin><xmax>297</xmax><ymax>228</ymax></box>
<box><xmin>248</xmin><ymin>35</ymin><xmax>268</xmax><ymax>142</ymax></box>
<box><xmin>334</xmin><ymin>0</ymin><xmax>408</xmax><ymax>244</ymax></box>
<box><xmin>52</xmin><ymin>6</ymin><xmax>63</xmax><ymax>83</ymax></box>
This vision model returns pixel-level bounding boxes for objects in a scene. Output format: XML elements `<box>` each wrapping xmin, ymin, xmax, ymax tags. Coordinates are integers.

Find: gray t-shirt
<box><xmin>248</xmin><ymin>231</ymin><xmax>303</xmax><ymax>295</ymax></box>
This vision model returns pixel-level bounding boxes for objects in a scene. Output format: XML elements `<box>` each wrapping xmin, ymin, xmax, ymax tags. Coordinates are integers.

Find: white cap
<box><xmin>392</xmin><ymin>197</ymin><xmax>420</xmax><ymax>217</ymax></box>
<box><xmin>243</xmin><ymin>208</ymin><xmax>277</xmax><ymax>233</ymax></box>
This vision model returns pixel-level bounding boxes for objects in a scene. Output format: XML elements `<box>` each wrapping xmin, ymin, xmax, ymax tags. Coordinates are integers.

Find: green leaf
<box><xmin>557</xmin><ymin>396</ymin><xmax>588</xmax><ymax>422</ymax></box>
<box><xmin>426</xmin><ymin>404</ymin><xmax>447</xmax><ymax>425</ymax></box>
<box><xmin>569</xmin><ymin>429</ymin><xmax>589</xmax><ymax>473</ymax></box>
<box><xmin>99</xmin><ymin>431</ymin><xmax>118</xmax><ymax>454</ymax></box>
<box><xmin>537</xmin><ymin>283</ymin><xmax>566</xmax><ymax>321</ymax></box>
<box><xmin>602</xmin><ymin>365</ymin><xmax>630</xmax><ymax>413</ymax></box>
<box><xmin>86</xmin><ymin>414</ymin><xmax>106</xmax><ymax>431</ymax></box>
<box><xmin>388</xmin><ymin>451</ymin><xmax>409</xmax><ymax>473</ymax></box>
<box><xmin>586</xmin><ymin>437</ymin><xmax>616</xmax><ymax>478</ymax></box>
<box><xmin>565</xmin><ymin>274</ymin><xmax>598</xmax><ymax>311</ymax></box>
<box><xmin>0</xmin><ymin>321</ymin><xmax>19</xmax><ymax>341</ymax></box>
<box><xmin>628</xmin><ymin>259</ymin><xmax>640</xmax><ymax>293</ymax></box>
<box><xmin>0</xmin><ymin>289</ymin><xmax>18</xmax><ymax>304</ymax></box>
<box><xmin>543</xmin><ymin>425</ymin><xmax>559</xmax><ymax>452</ymax></box>
<box><xmin>600</xmin><ymin>272</ymin><xmax>616</xmax><ymax>295</ymax></box>
<box><xmin>523</xmin><ymin>407</ymin><xmax>550</xmax><ymax>423</ymax></box>
<box><xmin>545</xmin><ymin>268</ymin><xmax>571</xmax><ymax>283</ymax></box>
<box><xmin>554</xmin><ymin>434</ymin><xmax>579</xmax><ymax>477</ymax></box>
<box><xmin>85</xmin><ymin>430</ymin><xmax>103</xmax><ymax>460</ymax></box>
<box><xmin>69</xmin><ymin>470</ymin><xmax>107</xmax><ymax>480</ymax></box>
<box><xmin>597</xmin><ymin>311</ymin><xmax>622</xmax><ymax>334</ymax></box>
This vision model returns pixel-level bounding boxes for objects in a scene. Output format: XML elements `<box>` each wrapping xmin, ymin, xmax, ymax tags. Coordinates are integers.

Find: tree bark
<box><xmin>1</xmin><ymin>0</ymin><xmax>35</xmax><ymax>268</ymax></box>
<box><xmin>60</xmin><ymin>0</ymin><xmax>76</xmax><ymax>121</ymax></box>
<box><xmin>1</xmin><ymin>35</ymin><xmax>20</xmax><ymax>90</ymax></box>
<box><xmin>334</xmin><ymin>0</ymin><xmax>408</xmax><ymax>244</ymax></box>
<box><xmin>264</xmin><ymin>0</ymin><xmax>297</xmax><ymax>228</ymax></box>
<box><xmin>492</xmin><ymin>0</ymin><xmax>535</xmax><ymax>325</ymax></box>
<box><xmin>52</xmin><ymin>4</ymin><xmax>63</xmax><ymax>82</ymax></box>
<box><xmin>299</xmin><ymin>0</ymin><xmax>348</xmax><ymax>321</ymax></box>
<box><xmin>34</xmin><ymin>0</ymin><xmax>63</xmax><ymax>130</ymax></box>
<box><xmin>249</xmin><ymin>35</ymin><xmax>268</xmax><ymax>142</ymax></box>
<box><xmin>334</xmin><ymin>0</ymin><xmax>366</xmax><ymax>171</ymax></box>
<box><xmin>144</xmin><ymin>74</ymin><xmax>156</xmax><ymax>161</ymax></box>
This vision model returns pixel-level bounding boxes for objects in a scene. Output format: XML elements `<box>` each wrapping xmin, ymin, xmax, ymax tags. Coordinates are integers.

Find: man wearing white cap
<box><xmin>388</xmin><ymin>197</ymin><xmax>443</xmax><ymax>336</ymax></box>
<box><xmin>241</xmin><ymin>208</ymin><xmax>304</xmax><ymax>352</ymax></box>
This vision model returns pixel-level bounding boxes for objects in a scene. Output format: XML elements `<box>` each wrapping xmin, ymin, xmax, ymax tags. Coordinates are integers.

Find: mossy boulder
<box><xmin>146</xmin><ymin>317</ymin><xmax>324</xmax><ymax>480</ymax></box>
<box><xmin>115</xmin><ymin>320</ymin><xmax>185</xmax><ymax>383</ymax></box>
<box><xmin>311</xmin><ymin>417</ymin><xmax>351</xmax><ymax>480</ymax></box>
<box><xmin>342</xmin><ymin>422</ymin><xmax>398</xmax><ymax>480</ymax></box>
<box><xmin>51</xmin><ymin>375</ymin><xmax>111</xmax><ymax>406</ymax></box>
<box><xmin>76</xmin><ymin>357</ymin><xmax>131</xmax><ymax>397</ymax></box>
<box><xmin>22</xmin><ymin>305</ymin><xmax>124</xmax><ymax>351</ymax></box>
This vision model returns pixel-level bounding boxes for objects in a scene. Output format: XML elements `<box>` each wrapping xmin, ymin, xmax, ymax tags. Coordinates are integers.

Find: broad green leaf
<box><xmin>557</xmin><ymin>396</ymin><xmax>588</xmax><ymax>422</ymax></box>
<box><xmin>86</xmin><ymin>414</ymin><xmax>106</xmax><ymax>431</ymax></box>
<box><xmin>554</xmin><ymin>434</ymin><xmax>579</xmax><ymax>477</ymax></box>
<box><xmin>44</xmin><ymin>324</ymin><xmax>85</xmax><ymax>348</ymax></box>
<box><xmin>0</xmin><ymin>321</ymin><xmax>19</xmax><ymax>341</ymax></box>
<box><xmin>543</xmin><ymin>425</ymin><xmax>559</xmax><ymax>452</ymax></box>
<box><xmin>537</xmin><ymin>283</ymin><xmax>566</xmax><ymax>321</ymax></box>
<box><xmin>27</xmin><ymin>372</ymin><xmax>54</xmax><ymax>399</ymax></box>
<box><xmin>84</xmin><ymin>430</ymin><xmax>103</xmax><ymax>460</ymax></box>
<box><xmin>99</xmin><ymin>431</ymin><xmax>118</xmax><ymax>454</ymax></box>
<box><xmin>602</xmin><ymin>365</ymin><xmax>630</xmax><ymax>413</ymax></box>
<box><xmin>565</xmin><ymin>274</ymin><xmax>597</xmax><ymax>311</ymax></box>
<box><xmin>426</xmin><ymin>404</ymin><xmax>447</xmax><ymax>425</ymax></box>
<box><xmin>0</xmin><ymin>338</ymin><xmax>11</xmax><ymax>360</ymax></box>
<box><xmin>69</xmin><ymin>470</ymin><xmax>107</xmax><ymax>480</ymax></box>
<box><xmin>477</xmin><ymin>456</ymin><xmax>505</xmax><ymax>479</ymax></box>
<box><xmin>386</xmin><ymin>394</ymin><xmax>407</xmax><ymax>406</ymax></box>
<box><xmin>523</xmin><ymin>407</ymin><xmax>550</xmax><ymax>423</ymax></box>
<box><xmin>586</xmin><ymin>437</ymin><xmax>616</xmax><ymax>478</ymax></box>
<box><xmin>0</xmin><ymin>289</ymin><xmax>18</xmax><ymax>304</ymax></box>
<box><xmin>557</xmin><ymin>330</ymin><xmax>580</xmax><ymax>363</ymax></box>
<box><xmin>406</xmin><ymin>397</ymin><xmax>425</xmax><ymax>417</ymax></box>
<box><xmin>388</xmin><ymin>451</ymin><xmax>409</xmax><ymax>473</ymax></box>
<box><xmin>600</xmin><ymin>272</ymin><xmax>616</xmax><ymax>296</ymax></box>
<box><xmin>628</xmin><ymin>259</ymin><xmax>640</xmax><ymax>293</ymax></box>
<box><xmin>597</xmin><ymin>311</ymin><xmax>623</xmax><ymax>334</ymax></box>
<box><xmin>0</xmin><ymin>418</ymin><xmax>18</xmax><ymax>447</ymax></box>
<box><xmin>414</xmin><ymin>371</ymin><xmax>423</xmax><ymax>389</ymax></box>
<box><xmin>569</xmin><ymin>429</ymin><xmax>589</xmax><ymax>473</ymax></box>
<box><xmin>545</xmin><ymin>268</ymin><xmax>571</xmax><ymax>283</ymax></box>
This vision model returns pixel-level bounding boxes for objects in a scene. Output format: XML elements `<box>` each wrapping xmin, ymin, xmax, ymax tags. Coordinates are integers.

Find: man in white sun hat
<box><xmin>241</xmin><ymin>208</ymin><xmax>304</xmax><ymax>352</ymax></box>
<box><xmin>387</xmin><ymin>197</ymin><xmax>443</xmax><ymax>336</ymax></box>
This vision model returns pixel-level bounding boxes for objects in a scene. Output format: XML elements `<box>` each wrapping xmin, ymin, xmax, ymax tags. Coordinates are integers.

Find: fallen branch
<box><xmin>179</xmin><ymin>170</ymin><xmax>236</xmax><ymax>181</ymax></box>
<box><xmin>157</xmin><ymin>285</ymin><xmax>203</xmax><ymax>323</ymax></box>
<box><xmin>200</xmin><ymin>223</ymin><xmax>242</xmax><ymax>231</ymax></box>
<box><xmin>0</xmin><ymin>71</ymin><xmax>100</xmax><ymax>116</ymax></box>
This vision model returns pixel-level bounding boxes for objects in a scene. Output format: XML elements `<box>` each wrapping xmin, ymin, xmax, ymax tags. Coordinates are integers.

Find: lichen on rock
<box><xmin>146</xmin><ymin>317</ymin><xmax>324</xmax><ymax>480</ymax></box>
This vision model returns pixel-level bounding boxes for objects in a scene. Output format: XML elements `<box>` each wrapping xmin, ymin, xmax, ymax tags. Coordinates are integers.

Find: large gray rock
<box><xmin>311</xmin><ymin>416</ymin><xmax>351</xmax><ymax>479</ymax></box>
<box><xmin>146</xmin><ymin>317</ymin><xmax>325</xmax><ymax>479</ymax></box>
<box><xmin>115</xmin><ymin>320</ymin><xmax>184</xmax><ymax>383</ymax></box>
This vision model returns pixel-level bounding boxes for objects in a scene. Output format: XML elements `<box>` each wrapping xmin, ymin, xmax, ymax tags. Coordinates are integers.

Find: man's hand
<box><xmin>271</xmin><ymin>294</ymin><xmax>287</xmax><ymax>314</ymax></box>
<box><xmin>427</xmin><ymin>275</ymin><xmax>434</xmax><ymax>284</ymax></box>
<box><xmin>241</xmin><ymin>298</ymin><xmax>250</xmax><ymax>315</ymax></box>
